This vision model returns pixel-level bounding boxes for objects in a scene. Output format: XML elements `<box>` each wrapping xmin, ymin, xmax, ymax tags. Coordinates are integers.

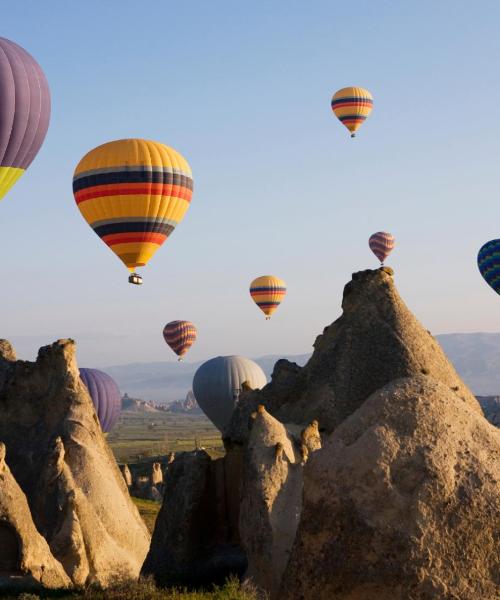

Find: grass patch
<box><xmin>132</xmin><ymin>496</ymin><xmax>162</xmax><ymax>533</ymax></box>
<box><xmin>5</xmin><ymin>576</ymin><xmax>256</xmax><ymax>599</ymax></box>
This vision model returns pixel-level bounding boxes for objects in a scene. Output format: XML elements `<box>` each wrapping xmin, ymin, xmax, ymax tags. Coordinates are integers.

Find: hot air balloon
<box><xmin>192</xmin><ymin>356</ymin><xmax>267</xmax><ymax>431</ymax></box>
<box><xmin>79</xmin><ymin>368</ymin><xmax>122</xmax><ymax>433</ymax></box>
<box><xmin>331</xmin><ymin>87</ymin><xmax>373</xmax><ymax>138</ymax></box>
<box><xmin>163</xmin><ymin>320</ymin><xmax>197</xmax><ymax>361</ymax></box>
<box><xmin>72</xmin><ymin>139</ymin><xmax>193</xmax><ymax>285</ymax></box>
<box><xmin>478</xmin><ymin>239</ymin><xmax>500</xmax><ymax>295</ymax></box>
<box><xmin>0</xmin><ymin>37</ymin><xmax>51</xmax><ymax>200</ymax></box>
<box><xmin>250</xmin><ymin>275</ymin><xmax>287</xmax><ymax>319</ymax></box>
<box><xmin>369</xmin><ymin>232</ymin><xmax>395</xmax><ymax>265</ymax></box>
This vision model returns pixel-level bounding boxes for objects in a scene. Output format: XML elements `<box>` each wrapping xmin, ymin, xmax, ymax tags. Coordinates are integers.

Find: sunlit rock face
<box><xmin>146</xmin><ymin>269</ymin><xmax>500</xmax><ymax>599</ymax></box>
<box><xmin>0</xmin><ymin>339</ymin><xmax>150</xmax><ymax>588</ymax></box>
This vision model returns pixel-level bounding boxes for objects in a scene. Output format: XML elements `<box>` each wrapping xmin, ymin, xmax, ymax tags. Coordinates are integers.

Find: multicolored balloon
<box><xmin>0</xmin><ymin>37</ymin><xmax>51</xmax><ymax>200</ymax></box>
<box><xmin>478</xmin><ymin>239</ymin><xmax>500</xmax><ymax>295</ymax></box>
<box><xmin>369</xmin><ymin>232</ymin><xmax>395</xmax><ymax>265</ymax></box>
<box><xmin>79</xmin><ymin>368</ymin><xmax>122</xmax><ymax>433</ymax></box>
<box><xmin>192</xmin><ymin>355</ymin><xmax>267</xmax><ymax>432</ymax></box>
<box><xmin>72</xmin><ymin>139</ymin><xmax>193</xmax><ymax>284</ymax></box>
<box><xmin>163</xmin><ymin>320</ymin><xmax>197</xmax><ymax>360</ymax></box>
<box><xmin>331</xmin><ymin>87</ymin><xmax>373</xmax><ymax>137</ymax></box>
<box><xmin>250</xmin><ymin>275</ymin><xmax>287</xmax><ymax>319</ymax></box>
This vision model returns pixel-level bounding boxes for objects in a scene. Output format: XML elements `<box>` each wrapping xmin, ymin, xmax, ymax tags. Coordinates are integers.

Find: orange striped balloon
<box><xmin>163</xmin><ymin>320</ymin><xmax>197</xmax><ymax>360</ymax></box>
<box><xmin>331</xmin><ymin>87</ymin><xmax>373</xmax><ymax>137</ymax></box>
<box><xmin>249</xmin><ymin>275</ymin><xmax>287</xmax><ymax>319</ymax></box>
<box><xmin>369</xmin><ymin>232</ymin><xmax>395</xmax><ymax>265</ymax></box>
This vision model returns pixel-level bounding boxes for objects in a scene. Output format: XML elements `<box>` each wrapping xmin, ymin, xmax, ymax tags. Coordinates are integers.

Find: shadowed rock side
<box><xmin>142</xmin><ymin>450</ymin><xmax>246</xmax><ymax>586</ymax></box>
<box><xmin>0</xmin><ymin>443</ymin><xmax>71</xmax><ymax>590</ymax></box>
<box><xmin>0</xmin><ymin>339</ymin><xmax>150</xmax><ymax>588</ymax></box>
<box><xmin>226</xmin><ymin>268</ymin><xmax>482</xmax><ymax>443</ymax></box>
<box><xmin>279</xmin><ymin>376</ymin><xmax>500</xmax><ymax>600</ymax></box>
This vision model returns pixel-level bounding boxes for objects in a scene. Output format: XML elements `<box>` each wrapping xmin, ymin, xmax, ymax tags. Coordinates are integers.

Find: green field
<box><xmin>108</xmin><ymin>411</ymin><xmax>224</xmax><ymax>463</ymax></box>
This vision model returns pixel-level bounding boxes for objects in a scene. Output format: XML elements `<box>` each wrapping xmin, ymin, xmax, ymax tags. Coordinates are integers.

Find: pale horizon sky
<box><xmin>2</xmin><ymin>1</ymin><xmax>500</xmax><ymax>368</ymax></box>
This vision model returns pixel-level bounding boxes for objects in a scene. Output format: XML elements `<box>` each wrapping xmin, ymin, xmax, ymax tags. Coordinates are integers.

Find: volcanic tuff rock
<box><xmin>0</xmin><ymin>442</ymin><xmax>71</xmax><ymax>590</ymax></box>
<box><xmin>142</xmin><ymin>450</ymin><xmax>246</xmax><ymax>586</ymax></box>
<box><xmin>279</xmin><ymin>376</ymin><xmax>500</xmax><ymax>600</ymax></box>
<box><xmin>239</xmin><ymin>406</ymin><xmax>321</xmax><ymax>597</ymax></box>
<box><xmin>225</xmin><ymin>268</ymin><xmax>481</xmax><ymax>443</ymax></box>
<box><xmin>0</xmin><ymin>339</ymin><xmax>150</xmax><ymax>588</ymax></box>
<box><xmin>148</xmin><ymin>268</ymin><xmax>499</xmax><ymax>598</ymax></box>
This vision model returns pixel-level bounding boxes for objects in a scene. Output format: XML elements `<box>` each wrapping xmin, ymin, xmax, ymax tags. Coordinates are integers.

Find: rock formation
<box><xmin>239</xmin><ymin>406</ymin><xmax>320</xmax><ymax>598</ymax></box>
<box><xmin>120</xmin><ymin>463</ymin><xmax>132</xmax><ymax>487</ymax></box>
<box><xmin>0</xmin><ymin>442</ymin><xmax>71</xmax><ymax>591</ymax></box>
<box><xmin>142</xmin><ymin>450</ymin><xmax>246</xmax><ymax>586</ymax></box>
<box><xmin>0</xmin><ymin>339</ymin><xmax>150</xmax><ymax>588</ymax></box>
<box><xmin>148</xmin><ymin>268</ymin><xmax>499</xmax><ymax>599</ymax></box>
<box><xmin>150</xmin><ymin>462</ymin><xmax>163</xmax><ymax>487</ymax></box>
<box><xmin>280</xmin><ymin>376</ymin><xmax>500</xmax><ymax>599</ymax></box>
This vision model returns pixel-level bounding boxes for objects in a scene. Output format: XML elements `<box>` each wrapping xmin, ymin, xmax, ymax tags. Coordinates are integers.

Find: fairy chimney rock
<box><xmin>0</xmin><ymin>339</ymin><xmax>150</xmax><ymax>588</ymax></box>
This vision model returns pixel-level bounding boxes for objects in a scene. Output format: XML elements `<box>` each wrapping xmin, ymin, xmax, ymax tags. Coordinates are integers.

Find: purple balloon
<box><xmin>0</xmin><ymin>37</ymin><xmax>51</xmax><ymax>170</ymax></box>
<box><xmin>79</xmin><ymin>368</ymin><xmax>122</xmax><ymax>433</ymax></box>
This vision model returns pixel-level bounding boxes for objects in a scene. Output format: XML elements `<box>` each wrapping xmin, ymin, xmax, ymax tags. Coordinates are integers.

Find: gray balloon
<box><xmin>192</xmin><ymin>355</ymin><xmax>267</xmax><ymax>432</ymax></box>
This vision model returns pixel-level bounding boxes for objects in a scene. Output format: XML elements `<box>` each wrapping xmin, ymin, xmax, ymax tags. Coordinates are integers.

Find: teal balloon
<box><xmin>478</xmin><ymin>239</ymin><xmax>500</xmax><ymax>295</ymax></box>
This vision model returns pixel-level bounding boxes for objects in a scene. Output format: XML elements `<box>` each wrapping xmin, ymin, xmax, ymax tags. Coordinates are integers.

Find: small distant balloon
<box><xmin>369</xmin><ymin>232</ymin><xmax>395</xmax><ymax>265</ymax></box>
<box><xmin>192</xmin><ymin>356</ymin><xmax>267</xmax><ymax>432</ymax></box>
<box><xmin>79</xmin><ymin>368</ymin><xmax>122</xmax><ymax>433</ymax></box>
<box><xmin>0</xmin><ymin>37</ymin><xmax>51</xmax><ymax>201</ymax></box>
<box><xmin>163</xmin><ymin>320</ymin><xmax>197</xmax><ymax>360</ymax></box>
<box><xmin>331</xmin><ymin>87</ymin><xmax>373</xmax><ymax>137</ymax></box>
<box><xmin>477</xmin><ymin>239</ymin><xmax>500</xmax><ymax>295</ymax></box>
<box><xmin>250</xmin><ymin>275</ymin><xmax>287</xmax><ymax>319</ymax></box>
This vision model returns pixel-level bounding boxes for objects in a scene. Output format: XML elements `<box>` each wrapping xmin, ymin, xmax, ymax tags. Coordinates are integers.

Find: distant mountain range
<box><xmin>104</xmin><ymin>354</ymin><xmax>310</xmax><ymax>404</ymax></box>
<box><xmin>103</xmin><ymin>333</ymin><xmax>500</xmax><ymax>403</ymax></box>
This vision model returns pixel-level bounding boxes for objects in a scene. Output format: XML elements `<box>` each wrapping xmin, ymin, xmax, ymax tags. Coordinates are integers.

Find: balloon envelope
<box><xmin>79</xmin><ymin>368</ymin><xmax>122</xmax><ymax>433</ymax></box>
<box><xmin>73</xmin><ymin>139</ymin><xmax>193</xmax><ymax>275</ymax></box>
<box><xmin>163</xmin><ymin>320</ymin><xmax>197</xmax><ymax>359</ymax></box>
<box><xmin>0</xmin><ymin>37</ymin><xmax>51</xmax><ymax>200</ymax></box>
<box><xmin>250</xmin><ymin>275</ymin><xmax>287</xmax><ymax>319</ymax></box>
<box><xmin>369</xmin><ymin>231</ymin><xmax>395</xmax><ymax>264</ymax></box>
<box><xmin>478</xmin><ymin>239</ymin><xmax>500</xmax><ymax>295</ymax></box>
<box><xmin>193</xmin><ymin>356</ymin><xmax>267</xmax><ymax>431</ymax></box>
<box><xmin>331</xmin><ymin>87</ymin><xmax>373</xmax><ymax>137</ymax></box>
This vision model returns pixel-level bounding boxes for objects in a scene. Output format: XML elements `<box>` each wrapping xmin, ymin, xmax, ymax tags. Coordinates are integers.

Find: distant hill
<box><xmin>103</xmin><ymin>333</ymin><xmax>500</xmax><ymax>403</ymax></box>
<box><xmin>104</xmin><ymin>354</ymin><xmax>310</xmax><ymax>404</ymax></box>
<box><xmin>436</xmin><ymin>333</ymin><xmax>500</xmax><ymax>395</ymax></box>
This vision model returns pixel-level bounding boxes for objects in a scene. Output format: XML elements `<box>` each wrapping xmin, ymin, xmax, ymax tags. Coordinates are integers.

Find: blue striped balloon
<box><xmin>478</xmin><ymin>239</ymin><xmax>500</xmax><ymax>295</ymax></box>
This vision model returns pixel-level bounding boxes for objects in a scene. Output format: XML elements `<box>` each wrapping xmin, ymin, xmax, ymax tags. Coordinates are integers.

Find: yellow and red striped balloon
<box><xmin>163</xmin><ymin>320</ymin><xmax>197</xmax><ymax>360</ymax></box>
<box><xmin>331</xmin><ymin>87</ymin><xmax>373</xmax><ymax>137</ymax></box>
<box><xmin>249</xmin><ymin>275</ymin><xmax>287</xmax><ymax>319</ymax></box>
<box><xmin>73</xmin><ymin>139</ymin><xmax>193</xmax><ymax>281</ymax></box>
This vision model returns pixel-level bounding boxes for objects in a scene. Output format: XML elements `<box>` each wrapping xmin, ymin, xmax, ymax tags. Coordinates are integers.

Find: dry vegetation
<box><xmin>7</xmin><ymin>577</ymin><xmax>256</xmax><ymax>599</ymax></box>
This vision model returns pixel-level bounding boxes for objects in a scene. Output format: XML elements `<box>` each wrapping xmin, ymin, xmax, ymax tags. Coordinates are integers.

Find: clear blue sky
<box><xmin>2</xmin><ymin>1</ymin><xmax>500</xmax><ymax>367</ymax></box>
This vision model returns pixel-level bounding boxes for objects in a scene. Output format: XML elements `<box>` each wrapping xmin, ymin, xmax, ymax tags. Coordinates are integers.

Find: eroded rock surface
<box><xmin>280</xmin><ymin>376</ymin><xmax>500</xmax><ymax>600</ymax></box>
<box><xmin>0</xmin><ymin>442</ymin><xmax>71</xmax><ymax>590</ymax></box>
<box><xmin>148</xmin><ymin>269</ymin><xmax>499</xmax><ymax>599</ymax></box>
<box><xmin>0</xmin><ymin>339</ymin><xmax>150</xmax><ymax>587</ymax></box>
<box><xmin>142</xmin><ymin>450</ymin><xmax>246</xmax><ymax>586</ymax></box>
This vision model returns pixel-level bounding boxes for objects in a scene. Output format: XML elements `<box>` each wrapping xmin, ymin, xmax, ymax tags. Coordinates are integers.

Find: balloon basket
<box><xmin>351</xmin><ymin>133</ymin><xmax>356</xmax><ymax>138</ymax></box>
<box><xmin>128</xmin><ymin>273</ymin><xmax>143</xmax><ymax>285</ymax></box>
<box><xmin>178</xmin><ymin>357</ymin><xmax>184</xmax><ymax>362</ymax></box>
<box><xmin>265</xmin><ymin>317</ymin><xmax>271</xmax><ymax>321</ymax></box>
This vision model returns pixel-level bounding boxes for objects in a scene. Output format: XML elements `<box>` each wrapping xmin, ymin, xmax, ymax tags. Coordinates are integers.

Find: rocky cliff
<box><xmin>147</xmin><ymin>268</ymin><xmax>499</xmax><ymax>599</ymax></box>
<box><xmin>0</xmin><ymin>339</ymin><xmax>150</xmax><ymax>588</ymax></box>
